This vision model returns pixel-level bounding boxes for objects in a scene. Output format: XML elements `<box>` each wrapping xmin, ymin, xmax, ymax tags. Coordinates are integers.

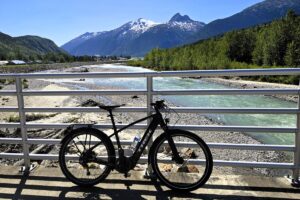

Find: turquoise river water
<box><xmin>47</xmin><ymin>64</ymin><xmax>297</xmax><ymax>145</ymax></box>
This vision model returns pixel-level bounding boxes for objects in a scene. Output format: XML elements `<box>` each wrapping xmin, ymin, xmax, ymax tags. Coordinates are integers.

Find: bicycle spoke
<box><xmin>89</xmin><ymin>141</ymin><xmax>104</xmax><ymax>151</ymax></box>
<box><xmin>89</xmin><ymin>134</ymin><xmax>91</xmax><ymax>149</ymax></box>
<box><xmin>76</xmin><ymin>136</ymin><xmax>86</xmax><ymax>151</ymax></box>
<box><xmin>72</xmin><ymin>140</ymin><xmax>82</xmax><ymax>155</ymax></box>
<box><xmin>84</xmin><ymin>134</ymin><xmax>87</xmax><ymax>147</ymax></box>
<box><xmin>60</xmin><ymin>131</ymin><xmax>114</xmax><ymax>186</ymax></box>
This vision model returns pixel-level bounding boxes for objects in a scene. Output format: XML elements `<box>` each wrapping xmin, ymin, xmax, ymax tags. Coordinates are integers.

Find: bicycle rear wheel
<box><xmin>150</xmin><ymin>129</ymin><xmax>213</xmax><ymax>191</ymax></box>
<box><xmin>59</xmin><ymin>128</ymin><xmax>115</xmax><ymax>186</ymax></box>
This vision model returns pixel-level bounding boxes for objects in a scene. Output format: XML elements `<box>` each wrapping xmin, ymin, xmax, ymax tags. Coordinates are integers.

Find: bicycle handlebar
<box><xmin>151</xmin><ymin>100</ymin><xmax>166</xmax><ymax>110</ymax></box>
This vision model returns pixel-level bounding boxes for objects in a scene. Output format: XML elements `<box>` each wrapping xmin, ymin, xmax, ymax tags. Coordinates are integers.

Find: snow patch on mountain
<box><xmin>169</xmin><ymin>21</ymin><xmax>204</xmax><ymax>31</ymax></box>
<box><xmin>129</xmin><ymin>18</ymin><xmax>160</xmax><ymax>33</ymax></box>
<box><xmin>80</xmin><ymin>32</ymin><xmax>106</xmax><ymax>40</ymax></box>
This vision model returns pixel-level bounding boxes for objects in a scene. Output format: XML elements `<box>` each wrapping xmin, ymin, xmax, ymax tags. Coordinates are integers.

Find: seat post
<box><xmin>108</xmin><ymin>110</ymin><xmax>117</xmax><ymax>133</ymax></box>
<box><xmin>108</xmin><ymin>110</ymin><xmax>122</xmax><ymax>149</ymax></box>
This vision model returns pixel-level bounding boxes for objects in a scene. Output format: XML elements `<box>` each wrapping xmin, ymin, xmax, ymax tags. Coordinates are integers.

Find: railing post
<box><xmin>16</xmin><ymin>77</ymin><xmax>31</xmax><ymax>172</ymax></box>
<box><xmin>293</xmin><ymin>80</ymin><xmax>300</xmax><ymax>184</ymax></box>
<box><xmin>145</xmin><ymin>75</ymin><xmax>154</xmax><ymax>177</ymax></box>
<box><xmin>147</xmin><ymin>76</ymin><xmax>153</xmax><ymax>134</ymax></box>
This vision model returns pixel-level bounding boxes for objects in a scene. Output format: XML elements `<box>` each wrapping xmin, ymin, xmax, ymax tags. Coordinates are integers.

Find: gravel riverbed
<box><xmin>201</xmin><ymin>77</ymin><xmax>299</xmax><ymax>103</ymax></box>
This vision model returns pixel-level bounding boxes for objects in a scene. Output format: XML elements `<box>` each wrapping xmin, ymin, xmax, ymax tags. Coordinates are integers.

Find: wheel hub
<box><xmin>79</xmin><ymin>150</ymin><xmax>96</xmax><ymax>166</ymax></box>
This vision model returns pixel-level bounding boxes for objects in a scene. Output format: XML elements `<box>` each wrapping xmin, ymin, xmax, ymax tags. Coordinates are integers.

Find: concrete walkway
<box><xmin>0</xmin><ymin>166</ymin><xmax>299</xmax><ymax>199</ymax></box>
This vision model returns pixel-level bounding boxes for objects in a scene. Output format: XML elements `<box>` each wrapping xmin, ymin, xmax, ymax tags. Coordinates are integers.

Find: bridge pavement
<box><xmin>0</xmin><ymin>166</ymin><xmax>299</xmax><ymax>199</ymax></box>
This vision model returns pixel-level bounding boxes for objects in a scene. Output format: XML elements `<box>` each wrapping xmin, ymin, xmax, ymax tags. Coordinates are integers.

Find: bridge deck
<box><xmin>0</xmin><ymin>166</ymin><xmax>299</xmax><ymax>200</ymax></box>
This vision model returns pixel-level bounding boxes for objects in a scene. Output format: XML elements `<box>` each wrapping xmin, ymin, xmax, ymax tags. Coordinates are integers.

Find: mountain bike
<box><xmin>59</xmin><ymin>100</ymin><xmax>213</xmax><ymax>191</ymax></box>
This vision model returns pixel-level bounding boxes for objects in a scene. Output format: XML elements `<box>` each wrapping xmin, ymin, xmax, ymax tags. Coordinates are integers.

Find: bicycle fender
<box><xmin>60</xmin><ymin>124</ymin><xmax>97</xmax><ymax>144</ymax></box>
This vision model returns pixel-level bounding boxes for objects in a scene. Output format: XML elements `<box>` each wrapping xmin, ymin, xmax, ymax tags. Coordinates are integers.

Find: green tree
<box><xmin>225</xmin><ymin>31</ymin><xmax>255</xmax><ymax>63</ymax></box>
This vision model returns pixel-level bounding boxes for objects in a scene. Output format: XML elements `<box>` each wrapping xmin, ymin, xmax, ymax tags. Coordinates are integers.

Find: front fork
<box><xmin>166</xmin><ymin>134</ymin><xmax>184</xmax><ymax>164</ymax></box>
<box><xmin>160</xmin><ymin>116</ymin><xmax>184</xmax><ymax>164</ymax></box>
<box><xmin>145</xmin><ymin>132</ymin><xmax>183</xmax><ymax>180</ymax></box>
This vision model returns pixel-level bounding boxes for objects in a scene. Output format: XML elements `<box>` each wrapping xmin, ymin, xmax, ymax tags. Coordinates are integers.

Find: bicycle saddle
<box><xmin>98</xmin><ymin>104</ymin><xmax>125</xmax><ymax>111</ymax></box>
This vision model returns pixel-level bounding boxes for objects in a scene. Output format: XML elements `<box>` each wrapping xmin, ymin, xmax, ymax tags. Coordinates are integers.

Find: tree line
<box><xmin>0</xmin><ymin>51</ymin><xmax>130</xmax><ymax>64</ymax></box>
<box><xmin>0</xmin><ymin>51</ymin><xmax>97</xmax><ymax>63</ymax></box>
<box><xmin>129</xmin><ymin>11</ymin><xmax>300</xmax><ymax>84</ymax></box>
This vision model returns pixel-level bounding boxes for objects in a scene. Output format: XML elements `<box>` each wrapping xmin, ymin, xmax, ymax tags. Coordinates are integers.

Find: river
<box><xmin>46</xmin><ymin>64</ymin><xmax>297</xmax><ymax>145</ymax></box>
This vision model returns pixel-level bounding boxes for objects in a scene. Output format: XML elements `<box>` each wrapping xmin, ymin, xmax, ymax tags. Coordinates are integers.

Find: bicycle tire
<box><xmin>149</xmin><ymin>129</ymin><xmax>213</xmax><ymax>191</ymax></box>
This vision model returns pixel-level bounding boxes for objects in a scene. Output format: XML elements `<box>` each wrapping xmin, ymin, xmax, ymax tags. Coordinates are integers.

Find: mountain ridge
<box><xmin>190</xmin><ymin>0</ymin><xmax>300</xmax><ymax>42</ymax></box>
<box><xmin>0</xmin><ymin>32</ymin><xmax>66</xmax><ymax>60</ymax></box>
<box><xmin>62</xmin><ymin>0</ymin><xmax>300</xmax><ymax>56</ymax></box>
<box><xmin>61</xmin><ymin>13</ymin><xmax>205</xmax><ymax>56</ymax></box>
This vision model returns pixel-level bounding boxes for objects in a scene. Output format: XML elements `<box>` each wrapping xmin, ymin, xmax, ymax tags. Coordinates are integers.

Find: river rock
<box><xmin>81</xmin><ymin>99</ymin><xmax>101</xmax><ymax>107</ymax></box>
<box><xmin>177</xmin><ymin>165</ymin><xmax>199</xmax><ymax>173</ymax></box>
<box><xmin>162</xmin><ymin>164</ymin><xmax>173</xmax><ymax>172</ymax></box>
<box><xmin>181</xmin><ymin>148</ymin><xmax>197</xmax><ymax>159</ymax></box>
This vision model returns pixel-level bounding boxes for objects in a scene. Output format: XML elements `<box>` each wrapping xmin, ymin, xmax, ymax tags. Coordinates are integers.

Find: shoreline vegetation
<box><xmin>0</xmin><ymin>64</ymin><xmax>293</xmax><ymax>177</ymax></box>
<box><xmin>0</xmin><ymin>60</ymin><xmax>127</xmax><ymax>74</ymax></box>
<box><xmin>128</xmin><ymin>11</ymin><xmax>300</xmax><ymax>85</ymax></box>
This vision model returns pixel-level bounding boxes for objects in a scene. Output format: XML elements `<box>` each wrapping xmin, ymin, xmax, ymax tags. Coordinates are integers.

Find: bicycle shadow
<box><xmin>0</xmin><ymin>173</ymin><xmax>299</xmax><ymax>200</ymax></box>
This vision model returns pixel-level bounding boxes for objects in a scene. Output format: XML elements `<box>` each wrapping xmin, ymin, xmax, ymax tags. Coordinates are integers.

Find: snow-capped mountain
<box><xmin>110</xmin><ymin>18</ymin><xmax>160</xmax><ymax>38</ymax></box>
<box><xmin>128</xmin><ymin>18</ymin><xmax>160</xmax><ymax>33</ymax></box>
<box><xmin>62</xmin><ymin>0</ymin><xmax>300</xmax><ymax>57</ymax></box>
<box><xmin>61</xmin><ymin>13</ymin><xmax>205</xmax><ymax>56</ymax></box>
<box><xmin>62</xmin><ymin>18</ymin><xmax>159</xmax><ymax>54</ymax></box>
<box><xmin>61</xmin><ymin>31</ymin><xmax>106</xmax><ymax>53</ymax></box>
<box><xmin>125</xmin><ymin>13</ymin><xmax>206</xmax><ymax>56</ymax></box>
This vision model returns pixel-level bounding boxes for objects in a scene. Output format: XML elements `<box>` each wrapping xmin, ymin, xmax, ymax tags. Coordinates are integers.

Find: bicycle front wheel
<box><xmin>150</xmin><ymin>129</ymin><xmax>213</xmax><ymax>191</ymax></box>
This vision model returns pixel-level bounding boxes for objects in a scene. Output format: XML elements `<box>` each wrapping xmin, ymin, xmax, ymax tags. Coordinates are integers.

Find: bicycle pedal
<box><xmin>144</xmin><ymin>171</ymin><xmax>157</xmax><ymax>180</ymax></box>
<box><xmin>124</xmin><ymin>172</ymin><xmax>131</xmax><ymax>178</ymax></box>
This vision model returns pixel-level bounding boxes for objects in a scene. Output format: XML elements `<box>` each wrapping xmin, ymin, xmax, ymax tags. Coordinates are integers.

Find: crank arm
<box><xmin>94</xmin><ymin>158</ymin><xmax>115</xmax><ymax>167</ymax></box>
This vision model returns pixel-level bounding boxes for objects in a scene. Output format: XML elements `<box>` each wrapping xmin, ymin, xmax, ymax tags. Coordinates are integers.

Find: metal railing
<box><xmin>0</xmin><ymin>68</ymin><xmax>300</xmax><ymax>183</ymax></box>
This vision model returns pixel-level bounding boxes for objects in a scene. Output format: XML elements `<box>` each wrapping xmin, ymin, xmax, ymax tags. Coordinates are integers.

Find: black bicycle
<box><xmin>59</xmin><ymin>100</ymin><xmax>213</xmax><ymax>191</ymax></box>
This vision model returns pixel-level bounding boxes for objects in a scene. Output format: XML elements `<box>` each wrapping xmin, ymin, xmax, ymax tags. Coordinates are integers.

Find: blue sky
<box><xmin>0</xmin><ymin>0</ymin><xmax>263</xmax><ymax>46</ymax></box>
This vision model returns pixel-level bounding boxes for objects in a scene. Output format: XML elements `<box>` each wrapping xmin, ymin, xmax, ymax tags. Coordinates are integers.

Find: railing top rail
<box><xmin>1</xmin><ymin>68</ymin><xmax>300</xmax><ymax>79</ymax></box>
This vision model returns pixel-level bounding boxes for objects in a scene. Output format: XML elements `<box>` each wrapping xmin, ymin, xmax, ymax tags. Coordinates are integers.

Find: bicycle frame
<box><xmin>89</xmin><ymin>108</ymin><xmax>169</xmax><ymax>169</ymax></box>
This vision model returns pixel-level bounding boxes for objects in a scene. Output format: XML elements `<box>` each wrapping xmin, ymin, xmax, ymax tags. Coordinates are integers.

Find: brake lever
<box><xmin>162</xmin><ymin>103</ymin><xmax>169</xmax><ymax>110</ymax></box>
